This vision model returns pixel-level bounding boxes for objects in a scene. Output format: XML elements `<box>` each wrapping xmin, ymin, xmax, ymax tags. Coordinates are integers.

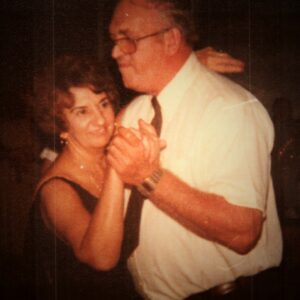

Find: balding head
<box><xmin>125</xmin><ymin>0</ymin><xmax>198</xmax><ymax>47</ymax></box>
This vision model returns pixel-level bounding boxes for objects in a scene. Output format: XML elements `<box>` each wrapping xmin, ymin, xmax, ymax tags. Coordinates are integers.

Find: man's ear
<box><xmin>164</xmin><ymin>27</ymin><xmax>182</xmax><ymax>56</ymax></box>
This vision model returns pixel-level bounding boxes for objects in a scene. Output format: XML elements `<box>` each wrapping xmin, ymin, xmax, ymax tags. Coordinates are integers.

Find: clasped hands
<box><xmin>107</xmin><ymin>119</ymin><xmax>166</xmax><ymax>186</ymax></box>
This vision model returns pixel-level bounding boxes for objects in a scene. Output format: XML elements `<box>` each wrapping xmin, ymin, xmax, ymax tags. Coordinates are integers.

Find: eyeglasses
<box><xmin>110</xmin><ymin>27</ymin><xmax>172</xmax><ymax>55</ymax></box>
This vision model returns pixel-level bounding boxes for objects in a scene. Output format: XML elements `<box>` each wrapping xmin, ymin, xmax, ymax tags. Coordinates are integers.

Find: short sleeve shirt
<box><xmin>121</xmin><ymin>53</ymin><xmax>282</xmax><ymax>300</ymax></box>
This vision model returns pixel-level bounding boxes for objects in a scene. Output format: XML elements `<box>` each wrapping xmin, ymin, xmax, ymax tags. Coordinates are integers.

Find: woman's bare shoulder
<box><xmin>35</xmin><ymin>155</ymin><xmax>74</xmax><ymax>196</ymax></box>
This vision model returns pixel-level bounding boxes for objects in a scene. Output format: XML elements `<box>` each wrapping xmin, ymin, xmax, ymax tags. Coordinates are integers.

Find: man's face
<box><xmin>109</xmin><ymin>0</ymin><xmax>170</xmax><ymax>94</ymax></box>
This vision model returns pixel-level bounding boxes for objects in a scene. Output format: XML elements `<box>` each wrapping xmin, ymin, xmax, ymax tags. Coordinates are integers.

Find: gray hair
<box><xmin>128</xmin><ymin>0</ymin><xmax>198</xmax><ymax>47</ymax></box>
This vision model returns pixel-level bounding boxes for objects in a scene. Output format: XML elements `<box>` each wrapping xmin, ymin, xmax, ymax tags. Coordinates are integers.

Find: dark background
<box><xmin>1</xmin><ymin>0</ymin><xmax>299</xmax><ymax>298</ymax></box>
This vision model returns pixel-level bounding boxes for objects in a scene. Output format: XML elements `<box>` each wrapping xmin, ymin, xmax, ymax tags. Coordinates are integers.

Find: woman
<box><xmin>25</xmin><ymin>55</ymin><xmax>145</xmax><ymax>299</ymax></box>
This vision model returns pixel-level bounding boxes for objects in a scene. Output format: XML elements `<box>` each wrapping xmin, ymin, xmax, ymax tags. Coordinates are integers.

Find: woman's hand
<box><xmin>196</xmin><ymin>47</ymin><xmax>245</xmax><ymax>73</ymax></box>
<box><xmin>107</xmin><ymin>119</ymin><xmax>166</xmax><ymax>186</ymax></box>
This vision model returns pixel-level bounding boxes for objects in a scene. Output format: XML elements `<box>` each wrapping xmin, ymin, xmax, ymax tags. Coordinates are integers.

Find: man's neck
<box><xmin>153</xmin><ymin>48</ymin><xmax>192</xmax><ymax>96</ymax></box>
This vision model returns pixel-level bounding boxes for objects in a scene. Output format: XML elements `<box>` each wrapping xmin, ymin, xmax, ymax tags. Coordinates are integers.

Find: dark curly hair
<box><xmin>31</xmin><ymin>55</ymin><xmax>119</xmax><ymax>136</ymax></box>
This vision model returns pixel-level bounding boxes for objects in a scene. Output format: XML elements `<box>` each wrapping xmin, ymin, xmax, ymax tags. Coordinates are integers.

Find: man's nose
<box><xmin>111</xmin><ymin>43</ymin><xmax>123</xmax><ymax>59</ymax></box>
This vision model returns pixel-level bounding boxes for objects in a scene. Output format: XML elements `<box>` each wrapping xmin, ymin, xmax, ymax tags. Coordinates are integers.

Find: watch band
<box><xmin>137</xmin><ymin>168</ymin><xmax>163</xmax><ymax>197</ymax></box>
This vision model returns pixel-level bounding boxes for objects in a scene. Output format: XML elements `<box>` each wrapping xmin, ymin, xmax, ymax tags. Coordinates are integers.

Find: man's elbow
<box><xmin>233</xmin><ymin>233</ymin><xmax>261</xmax><ymax>255</ymax></box>
<box><xmin>230</xmin><ymin>212</ymin><xmax>264</xmax><ymax>255</ymax></box>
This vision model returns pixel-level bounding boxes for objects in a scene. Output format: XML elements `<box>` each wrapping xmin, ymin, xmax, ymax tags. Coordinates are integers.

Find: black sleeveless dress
<box><xmin>24</xmin><ymin>177</ymin><xmax>140</xmax><ymax>300</ymax></box>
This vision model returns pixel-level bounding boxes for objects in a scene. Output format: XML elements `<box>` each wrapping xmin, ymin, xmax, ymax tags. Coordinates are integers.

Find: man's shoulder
<box><xmin>200</xmin><ymin>65</ymin><xmax>251</xmax><ymax>98</ymax></box>
<box><xmin>190</xmin><ymin>65</ymin><xmax>262</xmax><ymax>112</ymax></box>
<box><xmin>184</xmin><ymin>67</ymin><xmax>273</xmax><ymax>132</ymax></box>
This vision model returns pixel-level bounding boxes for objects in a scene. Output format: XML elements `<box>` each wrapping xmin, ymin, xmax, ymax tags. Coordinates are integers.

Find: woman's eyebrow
<box><xmin>99</xmin><ymin>95</ymin><xmax>109</xmax><ymax>102</ymax></box>
<box><xmin>70</xmin><ymin>105</ymin><xmax>86</xmax><ymax>113</ymax></box>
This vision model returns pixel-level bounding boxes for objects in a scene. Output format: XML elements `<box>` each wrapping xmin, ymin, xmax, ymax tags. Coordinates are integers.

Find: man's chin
<box><xmin>120</xmin><ymin>72</ymin><xmax>148</xmax><ymax>93</ymax></box>
<box><xmin>122</xmin><ymin>76</ymin><xmax>138</xmax><ymax>90</ymax></box>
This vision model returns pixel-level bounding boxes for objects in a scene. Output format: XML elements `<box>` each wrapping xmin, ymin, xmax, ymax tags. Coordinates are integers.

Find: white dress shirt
<box><xmin>121</xmin><ymin>53</ymin><xmax>282</xmax><ymax>300</ymax></box>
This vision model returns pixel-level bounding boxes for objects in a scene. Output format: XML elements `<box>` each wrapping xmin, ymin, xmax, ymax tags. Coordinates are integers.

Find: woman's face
<box><xmin>62</xmin><ymin>87</ymin><xmax>115</xmax><ymax>151</ymax></box>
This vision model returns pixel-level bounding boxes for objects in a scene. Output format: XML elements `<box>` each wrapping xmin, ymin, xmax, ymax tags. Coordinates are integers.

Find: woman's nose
<box><xmin>92</xmin><ymin>108</ymin><xmax>105</xmax><ymax>125</ymax></box>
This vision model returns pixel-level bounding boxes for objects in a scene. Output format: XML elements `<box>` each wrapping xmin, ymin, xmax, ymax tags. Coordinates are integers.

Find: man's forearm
<box><xmin>147</xmin><ymin>168</ymin><xmax>263</xmax><ymax>254</ymax></box>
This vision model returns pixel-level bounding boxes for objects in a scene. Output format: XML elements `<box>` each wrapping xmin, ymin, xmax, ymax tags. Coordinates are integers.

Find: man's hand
<box><xmin>107</xmin><ymin>119</ymin><xmax>166</xmax><ymax>186</ymax></box>
<box><xmin>196</xmin><ymin>47</ymin><xmax>245</xmax><ymax>73</ymax></box>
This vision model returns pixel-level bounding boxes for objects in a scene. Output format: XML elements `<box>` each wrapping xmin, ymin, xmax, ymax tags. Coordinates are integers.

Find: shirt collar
<box><xmin>156</xmin><ymin>52</ymin><xmax>199</xmax><ymax>125</ymax></box>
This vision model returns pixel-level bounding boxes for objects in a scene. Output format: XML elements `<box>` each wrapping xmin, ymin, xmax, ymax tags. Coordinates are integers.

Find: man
<box><xmin>107</xmin><ymin>1</ymin><xmax>282</xmax><ymax>299</ymax></box>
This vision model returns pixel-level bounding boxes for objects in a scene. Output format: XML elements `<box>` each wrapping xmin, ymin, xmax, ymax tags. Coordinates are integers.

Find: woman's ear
<box><xmin>164</xmin><ymin>27</ymin><xmax>182</xmax><ymax>56</ymax></box>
